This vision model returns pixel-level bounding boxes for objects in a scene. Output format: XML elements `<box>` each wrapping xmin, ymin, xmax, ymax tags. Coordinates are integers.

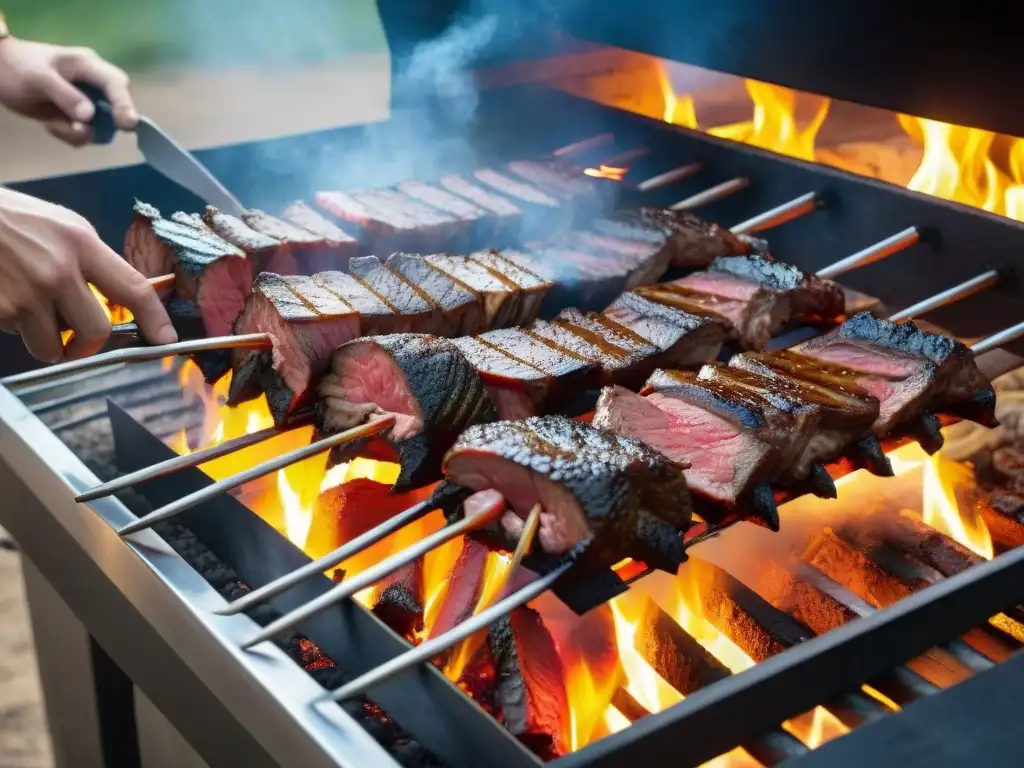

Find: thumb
<box><xmin>33</xmin><ymin>70</ymin><xmax>95</xmax><ymax>123</ymax></box>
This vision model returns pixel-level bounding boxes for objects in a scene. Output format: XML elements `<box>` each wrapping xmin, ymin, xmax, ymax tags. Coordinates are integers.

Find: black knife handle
<box><xmin>72</xmin><ymin>82</ymin><xmax>117</xmax><ymax>145</ymax></box>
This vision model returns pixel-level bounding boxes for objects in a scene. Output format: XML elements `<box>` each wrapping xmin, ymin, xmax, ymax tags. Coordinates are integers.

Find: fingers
<box><xmin>44</xmin><ymin>119</ymin><xmax>94</xmax><ymax>147</ymax></box>
<box><xmin>18</xmin><ymin>306</ymin><xmax>64</xmax><ymax>364</ymax></box>
<box><xmin>56</xmin><ymin>279</ymin><xmax>113</xmax><ymax>360</ymax></box>
<box><xmin>27</xmin><ymin>68</ymin><xmax>97</xmax><ymax>124</ymax></box>
<box><xmin>76</xmin><ymin>232</ymin><xmax>177</xmax><ymax>347</ymax></box>
<box><xmin>56</xmin><ymin>48</ymin><xmax>138</xmax><ymax>130</ymax></box>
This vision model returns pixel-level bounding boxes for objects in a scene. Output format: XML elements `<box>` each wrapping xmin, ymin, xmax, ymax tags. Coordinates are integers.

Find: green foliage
<box><xmin>3</xmin><ymin>0</ymin><xmax>387</xmax><ymax>72</ymax></box>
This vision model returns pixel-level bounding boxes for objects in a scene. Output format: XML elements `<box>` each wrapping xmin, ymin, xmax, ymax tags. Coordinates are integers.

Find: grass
<box><xmin>3</xmin><ymin>0</ymin><xmax>388</xmax><ymax>73</ymax></box>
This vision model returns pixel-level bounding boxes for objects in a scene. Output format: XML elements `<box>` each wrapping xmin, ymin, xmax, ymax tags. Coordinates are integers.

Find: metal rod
<box><xmin>969</xmin><ymin>319</ymin><xmax>1024</xmax><ymax>355</ymax></box>
<box><xmin>815</xmin><ymin>227</ymin><xmax>921</xmax><ymax>279</ymax></box>
<box><xmin>148</xmin><ymin>273</ymin><xmax>176</xmax><ymax>293</ymax></box>
<box><xmin>889</xmin><ymin>270</ymin><xmax>1002</xmax><ymax>322</ymax></box>
<box><xmin>240</xmin><ymin>499</ymin><xmax>505</xmax><ymax>650</ymax></box>
<box><xmin>730</xmin><ymin>192</ymin><xmax>821</xmax><ymax>235</ymax></box>
<box><xmin>30</xmin><ymin>367</ymin><xmax>175</xmax><ymax>416</ymax></box>
<box><xmin>11</xmin><ymin>363</ymin><xmax>129</xmax><ymax>398</ymax></box>
<box><xmin>321</xmin><ymin>563</ymin><xmax>573</xmax><ymax>702</ymax></box>
<box><xmin>214</xmin><ymin>496</ymin><xmax>437</xmax><ymax>617</ymax></box>
<box><xmin>940</xmin><ymin>639</ymin><xmax>997</xmax><ymax>673</ymax></box>
<box><xmin>596</xmin><ymin>147</ymin><xmax>649</xmax><ymax>169</ymax></box>
<box><xmin>634</xmin><ymin>162</ymin><xmax>703</xmax><ymax>193</ymax></box>
<box><xmin>76</xmin><ymin>421</ymin><xmax>310</xmax><ymax>503</ymax></box>
<box><xmin>551</xmin><ymin>133</ymin><xmax>615</xmax><ymax>157</ymax></box>
<box><xmin>116</xmin><ymin>416</ymin><xmax>395</xmax><ymax>537</ymax></box>
<box><xmin>1</xmin><ymin>333</ymin><xmax>272</xmax><ymax>388</ymax></box>
<box><xmin>669</xmin><ymin>177</ymin><xmax>750</xmax><ymax>211</ymax></box>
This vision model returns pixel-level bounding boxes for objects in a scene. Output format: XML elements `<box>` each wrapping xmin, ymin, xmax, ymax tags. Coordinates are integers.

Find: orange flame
<box><xmin>584</xmin><ymin>165</ymin><xmax>629</xmax><ymax>181</ymax></box>
<box><xmin>60</xmin><ymin>283</ymin><xmax>135</xmax><ymax>345</ymax></box>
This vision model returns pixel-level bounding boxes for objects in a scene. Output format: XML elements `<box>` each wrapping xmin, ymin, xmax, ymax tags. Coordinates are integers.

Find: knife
<box><xmin>76</xmin><ymin>83</ymin><xmax>247</xmax><ymax>217</ymax></box>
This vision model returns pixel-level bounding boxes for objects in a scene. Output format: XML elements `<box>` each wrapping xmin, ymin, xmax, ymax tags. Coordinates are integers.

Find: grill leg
<box><xmin>134</xmin><ymin>690</ymin><xmax>209</xmax><ymax>768</ymax></box>
<box><xmin>21</xmin><ymin>558</ymin><xmax>141</xmax><ymax>768</ymax></box>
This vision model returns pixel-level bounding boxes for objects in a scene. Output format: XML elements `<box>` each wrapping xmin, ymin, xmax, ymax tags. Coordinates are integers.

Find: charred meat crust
<box><xmin>707</xmin><ymin>255</ymin><xmax>845</xmax><ymax>318</ymax></box>
<box><xmin>443</xmin><ymin>416</ymin><xmax>692</xmax><ymax>571</ymax></box>
<box><xmin>318</xmin><ymin>334</ymin><xmax>496</xmax><ymax>491</ymax></box>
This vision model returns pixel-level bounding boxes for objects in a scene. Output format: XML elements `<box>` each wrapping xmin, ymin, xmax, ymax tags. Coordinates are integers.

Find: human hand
<box><xmin>0</xmin><ymin>187</ymin><xmax>177</xmax><ymax>362</ymax></box>
<box><xmin>0</xmin><ymin>36</ymin><xmax>137</xmax><ymax>146</ymax></box>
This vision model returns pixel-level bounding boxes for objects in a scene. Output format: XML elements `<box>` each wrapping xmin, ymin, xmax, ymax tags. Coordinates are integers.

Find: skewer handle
<box><xmin>889</xmin><ymin>269</ymin><xmax>1001</xmax><ymax>322</ymax></box>
<box><xmin>634</xmin><ymin>162</ymin><xmax>703</xmax><ymax>193</ymax></box>
<box><xmin>971</xmin><ymin>319</ymin><xmax>1024</xmax><ymax>355</ymax></box>
<box><xmin>730</xmin><ymin>192</ymin><xmax>820</xmax><ymax>235</ymax></box>
<box><xmin>551</xmin><ymin>134</ymin><xmax>615</xmax><ymax>158</ymax></box>
<box><xmin>321</xmin><ymin>563</ymin><xmax>572</xmax><ymax>702</ymax></box>
<box><xmin>669</xmin><ymin>177</ymin><xmax>749</xmax><ymax>211</ymax></box>
<box><xmin>815</xmin><ymin>227</ymin><xmax>920</xmax><ymax>279</ymax></box>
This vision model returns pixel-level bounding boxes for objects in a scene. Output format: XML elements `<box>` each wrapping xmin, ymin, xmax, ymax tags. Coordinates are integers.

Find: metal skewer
<box><xmin>76</xmin><ymin>421</ymin><xmax>312</xmax><ymax>503</ymax></box>
<box><xmin>320</xmin><ymin>562</ymin><xmax>573</xmax><ymax>702</ymax></box>
<box><xmin>970</xmin><ymin>319</ymin><xmax>1024</xmax><ymax>355</ymax></box>
<box><xmin>634</xmin><ymin>162</ymin><xmax>704</xmax><ymax>193</ymax></box>
<box><xmin>596</xmin><ymin>147</ymin><xmax>649</xmax><ymax>170</ymax></box>
<box><xmin>815</xmin><ymin>227</ymin><xmax>921</xmax><ymax>279</ymax></box>
<box><xmin>116</xmin><ymin>416</ymin><xmax>396</xmax><ymax>537</ymax></box>
<box><xmin>1</xmin><ymin>333</ymin><xmax>272</xmax><ymax>389</ymax></box>
<box><xmin>889</xmin><ymin>270</ymin><xmax>1002</xmax><ymax>322</ymax></box>
<box><xmin>240</xmin><ymin>496</ymin><xmax>505</xmax><ymax>650</ymax></box>
<box><xmin>148</xmin><ymin>273</ymin><xmax>176</xmax><ymax>293</ymax></box>
<box><xmin>730</xmin><ymin>192</ymin><xmax>821</xmax><ymax>235</ymax></box>
<box><xmin>215</xmin><ymin>496</ymin><xmax>437</xmax><ymax>616</ymax></box>
<box><xmin>443</xmin><ymin>503</ymin><xmax>541</xmax><ymax>674</ymax></box>
<box><xmin>551</xmin><ymin>133</ymin><xmax>615</xmax><ymax>158</ymax></box>
<box><xmin>669</xmin><ymin>177</ymin><xmax>750</xmax><ymax>211</ymax></box>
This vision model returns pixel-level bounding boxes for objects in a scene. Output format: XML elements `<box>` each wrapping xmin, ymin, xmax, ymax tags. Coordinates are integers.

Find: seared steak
<box><xmin>451</xmin><ymin>336</ymin><xmax>551</xmax><ymax>420</ymax></box>
<box><xmin>506</xmin><ymin>158</ymin><xmax>606</xmax><ymax>219</ymax></box>
<box><xmin>311</xmin><ymin>270</ymin><xmax>405</xmax><ymax>335</ymax></box>
<box><xmin>526</xmin><ymin>244</ymin><xmax>635</xmax><ymax>312</ymax></box>
<box><xmin>565</xmin><ymin>229</ymin><xmax>672</xmax><ymax>289</ymax></box>
<box><xmin>437</xmin><ymin>174</ymin><xmax>524</xmax><ymax>242</ymax></box>
<box><xmin>202</xmin><ymin>206</ymin><xmax>292</xmax><ymax>276</ymax></box>
<box><xmin>314</xmin><ymin>189</ymin><xmax>460</xmax><ymax>253</ymax></box>
<box><xmin>468</xmin><ymin>250</ymin><xmax>554</xmax><ymax>324</ymax></box>
<box><xmin>443</xmin><ymin>416</ymin><xmax>693</xmax><ymax>571</ymax></box>
<box><xmin>703</xmin><ymin>255</ymin><xmax>845</xmax><ymax>320</ymax></box>
<box><xmin>471</xmin><ymin>169</ymin><xmax>569</xmax><ymax>238</ymax></box>
<box><xmin>229</xmin><ymin>273</ymin><xmax>360</xmax><ymax>424</ymax></box>
<box><xmin>593</xmin><ymin>380</ymin><xmax>777</xmax><ymax>528</ymax></box>
<box><xmin>348</xmin><ymin>255</ymin><xmax>439</xmax><ymax>333</ymax></box>
<box><xmin>385</xmin><ymin>253</ymin><xmax>487</xmax><ymax>336</ymax></box>
<box><xmin>241</xmin><ymin>210</ymin><xmax>336</xmax><ymax>275</ymax></box>
<box><xmin>604</xmin><ymin>291</ymin><xmax>731</xmax><ymax>369</ymax></box>
<box><xmin>636</xmin><ymin>208</ymin><xmax>765</xmax><ymax>269</ymax></box>
<box><xmin>317</xmin><ymin>333</ymin><xmax>495</xmax><ymax>491</ymax></box>
<box><xmin>424</xmin><ymin>253</ymin><xmax>522</xmax><ymax>329</ymax></box>
<box><xmin>281</xmin><ymin>201</ymin><xmax>359</xmax><ymax>272</ymax></box>
<box><xmin>791</xmin><ymin>312</ymin><xmax>997</xmax><ymax>441</ymax></box>
<box><xmin>123</xmin><ymin>201</ymin><xmax>176</xmax><ymax>278</ymax></box>
<box><xmin>396</xmin><ymin>180</ymin><xmax>493</xmax><ymax>247</ymax></box>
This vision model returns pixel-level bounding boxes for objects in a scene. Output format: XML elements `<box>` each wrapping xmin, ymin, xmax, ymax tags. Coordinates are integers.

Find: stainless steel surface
<box><xmin>135</xmin><ymin>690</ymin><xmax>211</xmax><ymax>768</ymax></box>
<box><xmin>116</xmin><ymin>416</ymin><xmax>397</xmax><ymax>537</ymax></box>
<box><xmin>1</xmin><ymin>333</ymin><xmax>273</xmax><ymax>388</ymax></box>
<box><xmin>322</xmin><ymin>563</ymin><xmax>573</xmax><ymax>703</ymax></box>
<box><xmin>134</xmin><ymin>117</ymin><xmax>246</xmax><ymax>217</ymax></box>
<box><xmin>634</xmin><ymin>162</ymin><xmax>703</xmax><ymax>192</ymax></box>
<box><xmin>76</xmin><ymin>422</ymin><xmax>307</xmax><ymax>503</ymax></box>
<box><xmin>669</xmin><ymin>177</ymin><xmax>750</xmax><ymax>211</ymax></box>
<box><xmin>216</xmin><ymin>497</ymin><xmax>435</xmax><ymax>617</ymax></box>
<box><xmin>242</xmin><ymin>499</ymin><xmax>503</xmax><ymax>650</ymax></box>
<box><xmin>971</xmin><ymin>319</ymin><xmax>1024</xmax><ymax>354</ymax></box>
<box><xmin>0</xmin><ymin>385</ymin><xmax>401</xmax><ymax>768</ymax></box>
<box><xmin>889</xmin><ymin>270</ymin><xmax>1002</xmax><ymax>322</ymax></box>
<box><xmin>815</xmin><ymin>227</ymin><xmax>922</xmax><ymax>279</ymax></box>
<box><xmin>730</xmin><ymin>191</ymin><xmax>820</xmax><ymax>235</ymax></box>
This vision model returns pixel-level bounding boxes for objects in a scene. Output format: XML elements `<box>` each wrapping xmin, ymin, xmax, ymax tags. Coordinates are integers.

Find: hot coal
<box><xmin>372</xmin><ymin>562</ymin><xmax>425</xmax><ymax>642</ymax></box>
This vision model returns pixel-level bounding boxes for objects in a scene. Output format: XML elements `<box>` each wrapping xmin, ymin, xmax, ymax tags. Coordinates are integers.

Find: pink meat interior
<box><xmin>675</xmin><ymin>271</ymin><xmax>762</xmax><ymax>301</ymax></box>
<box><xmin>328</xmin><ymin>343</ymin><xmax>425</xmax><ymax>439</ymax></box>
<box><xmin>805</xmin><ymin>342</ymin><xmax>927</xmax><ymax>379</ymax></box>
<box><xmin>197</xmin><ymin>257</ymin><xmax>253</xmax><ymax>337</ymax></box>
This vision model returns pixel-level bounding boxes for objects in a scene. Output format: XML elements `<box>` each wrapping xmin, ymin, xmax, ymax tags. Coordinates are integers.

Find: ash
<box><xmin>52</xmin><ymin>410</ymin><xmax>443</xmax><ymax>768</ymax></box>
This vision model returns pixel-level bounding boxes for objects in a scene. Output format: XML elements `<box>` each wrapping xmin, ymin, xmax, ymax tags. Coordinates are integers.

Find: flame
<box><xmin>898</xmin><ymin>115</ymin><xmax>1024</xmax><ymax>222</ymax></box>
<box><xmin>584</xmin><ymin>165</ymin><xmax>628</xmax><ymax>181</ymax></box>
<box><xmin>922</xmin><ymin>451</ymin><xmax>993</xmax><ymax>559</ymax></box>
<box><xmin>444</xmin><ymin>551</ymin><xmax>512</xmax><ymax>680</ymax></box>
<box><xmin>657</xmin><ymin>63</ymin><xmax>698</xmax><ymax>129</ymax></box>
<box><xmin>60</xmin><ymin>283</ymin><xmax>135</xmax><ymax>345</ymax></box>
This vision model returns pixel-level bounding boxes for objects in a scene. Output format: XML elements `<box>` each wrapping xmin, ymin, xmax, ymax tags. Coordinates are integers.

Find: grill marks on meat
<box><xmin>396</xmin><ymin>180</ymin><xmax>494</xmax><ymax>247</ymax></box>
<box><xmin>471</xmin><ymin>169</ymin><xmax>568</xmax><ymax>238</ymax></box>
<box><xmin>424</xmin><ymin>254</ymin><xmax>522</xmax><ymax>329</ymax></box>
<box><xmin>124</xmin><ymin>201</ymin><xmax>176</xmax><ymax>278</ymax></box>
<box><xmin>594</xmin><ymin>379</ymin><xmax>778</xmax><ymax>526</ymax></box>
<box><xmin>230</xmin><ymin>273</ymin><xmax>360</xmax><ymax>424</ymax></box>
<box><xmin>349</xmin><ymin>256</ymin><xmax>436</xmax><ymax>331</ymax></box>
<box><xmin>791</xmin><ymin>312</ymin><xmax>997</xmax><ymax>444</ymax></box>
<box><xmin>636</xmin><ymin>207</ymin><xmax>763</xmax><ymax>269</ymax></box>
<box><xmin>281</xmin><ymin>201</ymin><xmax>359</xmax><ymax>272</ymax></box>
<box><xmin>443</xmin><ymin>416</ymin><xmax>692</xmax><ymax>570</ymax></box>
<box><xmin>468</xmin><ymin>250</ymin><xmax>553</xmax><ymax>325</ymax></box>
<box><xmin>203</xmin><ymin>206</ymin><xmax>289</xmax><ymax>275</ymax></box>
<box><xmin>437</xmin><ymin>174</ymin><xmax>524</xmax><ymax>242</ymax></box>
<box><xmin>314</xmin><ymin>189</ymin><xmax>461</xmax><ymax>253</ymax></box>
<box><xmin>385</xmin><ymin>253</ymin><xmax>487</xmax><ymax>336</ymax></box>
<box><xmin>312</xmin><ymin>270</ymin><xmax>403</xmax><ymax>335</ymax></box>
<box><xmin>317</xmin><ymin>334</ymin><xmax>495</xmax><ymax>491</ymax></box>
<box><xmin>707</xmin><ymin>255</ymin><xmax>844</xmax><ymax>320</ymax></box>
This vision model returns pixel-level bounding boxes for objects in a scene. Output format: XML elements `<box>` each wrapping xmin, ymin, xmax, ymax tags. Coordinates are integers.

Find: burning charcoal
<box><xmin>633</xmin><ymin>595</ymin><xmax>731</xmax><ymax>694</ymax></box>
<box><xmin>992</xmin><ymin>445</ymin><xmax>1024</xmax><ymax>481</ymax></box>
<box><xmin>430</xmin><ymin>538</ymin><xmax>491</xmax><ymax>640</ymax></box>
<box><xmin>305</xmin><ymin>479</ymin><xmax>437</xmax><ymax>560</ymax></box>
<box><xmin>977</xmin><ymin>491</ymin><xmax>1024</xmax><ymax>548</ymax></box>
<box><xmin>610</xmin><ymin>687</ymin><xmax>651</xmax><ymax>722</ymax></box>
<box><xmin>317</xmin><ymin>334</ymin><xmax>496</xmax><ymax>491</ymax></box>
<box><xmin>488</xmin><ymin>607</ymin><xmax>571</xmax><ymax>759</ymax></box>
<box><xmin>372</xmin><ymin>562</ymin><xmax>425</xmax><ymax>642</ymax></box>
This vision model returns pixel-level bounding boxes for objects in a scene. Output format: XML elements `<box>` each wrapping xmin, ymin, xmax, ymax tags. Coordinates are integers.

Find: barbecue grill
<box><xmin>4</xmin><ymin>4</ymin><xmax>1024</xmax><ymax>768</ymax></box>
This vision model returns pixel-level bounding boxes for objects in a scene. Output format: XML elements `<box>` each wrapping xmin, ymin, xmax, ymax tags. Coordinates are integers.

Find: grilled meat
<box><xmin>594</xmin><ymin>378</ymin><xmax>779</xmax><ymax>526</ymax></box>
<box><xmin>453</xmin><ymin>328</ymin><xmax>598</xmax><ymax>420</ymax></box>
<box><xmin>467</xmin><ymin>250</ymin><xmax>553</xmax><ymax>325</ymax></box>
<box><xmin>229</xmin><ymin>273</ymin><xmax>360</xmax><ymax>423</ymax></box>
<box><xmin>424</xmin><ymin>253</ymin><xmax>522</xmax><ymax>329</ymax></box>
<box><xmin>604</xmin><ymin>291</ymin><xmax>731</xmax><ymax>369</ymax></box>
<box><xmin>203</xmin><ymin>206</ymin><xmax>296</xmax><ymax>276</ymax></box>
<box><xmin>437</xmin><ymin>174</ymin><xmax>525</xmax><ymax>242</ymax></box>
<box><xmin>124</xmin><ymin>201</ymin><xmax>177</xmax><ymax>278</ymax></box>
<box><xmin>314</xmin><ymin>189</ymin><xmax>463</xmax><ymax>254</ymax></box>
<box><xmin>241</xmin><ymin>209</ymin><xmax>348</xmax><ymax>275</ymax></box>
<box><xmin>348</xmin><ymin>255</ymin><xmax>440</xmax><ymax>333</ymax></box>
<box><xmin>790</xmin><ymin>312</ymin><xmax>997</xmax><ymax>444</ymax></box>
<box><xmin>396</xmin><ymin>180</ymin><xmax>494</xmax><ymax>247</ymax></box>
<box><xmin>311</xmin><ymin>270</ymin><xmax>405</xmax><ymax>335</ymax></box>
<box><xmin>317</xmin><ymin>334</ymin><xmax>496</xmax><ymax>491</ymax></box>
<box><xmin>705</xmin><ymin>255</ymin><xmax>844</xmax><ymax>319</ymax></box>
<box><xmin>280</xmin><ymin>201</ymin><xmax>360</xmax><ymax>272</ymax></box>
<box><xmin>506</xmin><ymin>158</ymin><xmax>607</xmax><ymax>219</ymax></box>
<box><xmin>636</xmin><ymin>207</ymin><xmax>765</xmax><ymax>269</ymax></box>
<box><xmin>385</xmin><ymin>253</ymin><xmax>488</xmax><ymax>336</ymax></box>
<box><xmin>443</xmin><ymin>416</ymin><xmax>693</xmax><ymax>571</ymax></box>
<box><xmin>471</xmin><ymin>169</ymin><xmax>569</xmax><ymax>238</ymax></box>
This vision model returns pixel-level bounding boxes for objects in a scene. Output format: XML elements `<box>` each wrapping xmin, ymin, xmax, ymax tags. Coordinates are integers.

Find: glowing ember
<box><xmin>921</xmin><ymin>452</ymin><xmax>994</xmax><ymax>559</ymax></box>
<box><xmin>583</xmin><ymin>164</ymin><xmax>628</xmax><ymax>181</ymax></box>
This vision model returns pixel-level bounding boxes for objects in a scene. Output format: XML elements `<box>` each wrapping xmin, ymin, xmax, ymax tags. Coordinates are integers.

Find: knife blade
<box><xmin>75</xmin><ymin>83</ymin><xmax>246</xmax><ymax>217</ymax></box>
